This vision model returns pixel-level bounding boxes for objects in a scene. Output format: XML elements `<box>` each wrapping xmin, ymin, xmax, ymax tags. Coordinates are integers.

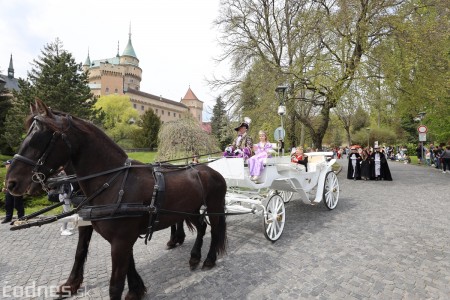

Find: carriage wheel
<box><xmin>280</xmin><ymin>191</ymin><xmax>294</xmax><ymax>203</ymax></box>
<box><xmin>323</xmin><ymin>171</ymin><xmax>339</xmax><ymax>210</ymax></box>
<box><xmin>268</xmin><ymin>190</ymin><xmax>294</xmax><ymax>204</ymax></box>
<box><xmin>263</xmin><ymin>194</ymin><xmax>286</xmax><ymax>242</ymax></box>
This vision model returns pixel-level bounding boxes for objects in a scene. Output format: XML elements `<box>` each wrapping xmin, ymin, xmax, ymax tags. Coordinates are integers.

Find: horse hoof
<box><xmin>166</xmin><ymin>241</ymin><xmax>177</xmax><ymax>250</ymax></box>
<box><xmin>201</xmin><ymin>259</ymin><xmax>216</xmax><ymax>270</ymax></box>
<box><xmin>189</xmin><ymin>257</ymin><xmax>201</xmax><ymax>270</ymax></box>
<box><xmin>125</xmin><ymin>291</ymin><xmax>145</xmax><ymax>300</ymax></box>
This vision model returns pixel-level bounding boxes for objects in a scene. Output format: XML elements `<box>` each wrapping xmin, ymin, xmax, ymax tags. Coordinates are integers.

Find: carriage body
<box><xmin>208</xmin><ymin>152</ymin><xmax>340</xmax><ymax>241</ymax></box>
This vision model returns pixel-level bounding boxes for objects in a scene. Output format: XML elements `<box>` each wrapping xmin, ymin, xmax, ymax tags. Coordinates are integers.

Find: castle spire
<box><xmin>122</xmin><ymin>22</ymin><xmax>137</xmax><ymax>58</ymax></box>
<box><xmin>116</xmin><ymin>41</ymin><xmax>120</xmax><ymax>57</ymax></box>
<box><xmin>83</xmin><ymin>48</ymin><xmax>91</xmax><ymax>67</ymax></box>
<box><xmin>8</xmin><ymin>54</ymin><xmax>14</xmax><ymax>79</ymax></box>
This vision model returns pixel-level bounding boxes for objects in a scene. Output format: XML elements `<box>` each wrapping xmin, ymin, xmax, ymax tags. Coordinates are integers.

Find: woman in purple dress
<box><xmin>248</xmin><ymin>130</ymin><xmax>272</xmax><ymax>181</ymax></box>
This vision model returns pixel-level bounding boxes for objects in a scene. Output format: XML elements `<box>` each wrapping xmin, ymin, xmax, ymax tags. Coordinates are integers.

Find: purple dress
<box><xmin>248</xmin><ymin>142</ymin><xmax>273</xmax><ymax>176</ymax></box>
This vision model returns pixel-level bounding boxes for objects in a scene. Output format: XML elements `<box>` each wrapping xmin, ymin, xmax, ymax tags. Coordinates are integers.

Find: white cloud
<box><xmin>0</xmin><ymin>0</ymin><xmax>229</xmax><ymax>121</ymax></box>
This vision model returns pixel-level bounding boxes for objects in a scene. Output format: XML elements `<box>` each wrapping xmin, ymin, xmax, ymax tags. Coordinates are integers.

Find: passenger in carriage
<box><xmin>248</xmin><ymin>130</ymin><xmax>273</xmax><ymax>182</ymax></box>
<box><xmin>291</xmin><ymin>146</ymin><xmax>309</xmax><ymax>172</ymax></box>
<box><xmin>223</xmin><ymin>118</ymin><xmax>253</xmax><ymax>160</ymax></box>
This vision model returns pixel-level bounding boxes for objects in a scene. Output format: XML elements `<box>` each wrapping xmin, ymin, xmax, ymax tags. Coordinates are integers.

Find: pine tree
<box><xmin>3</xmin><ymin>39</ymin><xmax>99</xmax><ymax>152</ymax></box>
<box><xmin>210</xmin><ymin>96</ymin><xmax>231</xmax><ymax>149</ymax></box>
<box><xmin>0</xmin><ymin>85</ymin><xmax>13</xmax><ymax>154</ymax></box>
<box><xmin>132</xmin><ymin>109</ymin><xmax>161</xmax><ymax>150</ymax></box>
<box><xmin>25</xmin><ymin>38</ymin><xmax>97</xmax><ymax>119</ymax></box>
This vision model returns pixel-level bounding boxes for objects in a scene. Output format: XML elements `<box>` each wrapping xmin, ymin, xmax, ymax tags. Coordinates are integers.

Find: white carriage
<box><xmin>208</xmin><ymin>152</ymin><xmax>340</xmax><ymax>242</ymax></box>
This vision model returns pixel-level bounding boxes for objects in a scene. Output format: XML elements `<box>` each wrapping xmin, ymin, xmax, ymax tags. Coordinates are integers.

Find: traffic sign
<box><xmin>419</xmin><ymin>133</ymin><xmax>427</xmax><ymax>142</ymax></box>
<box><xmin>417</xmin><ymin>125</ymin><xmax>428</xmax><ymax>133</ymax></box>
<box><xmin>274</xmin><ymin>127</ymin><xmax>285</xmax><ymax>141</ymax></box>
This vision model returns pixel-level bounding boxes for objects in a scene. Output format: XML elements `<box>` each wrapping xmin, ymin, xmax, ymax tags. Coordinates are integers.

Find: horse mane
<box><xmin>25</xmin><ymin>109</ymin><xmax>127</xmax><ymax>156</ymax></box>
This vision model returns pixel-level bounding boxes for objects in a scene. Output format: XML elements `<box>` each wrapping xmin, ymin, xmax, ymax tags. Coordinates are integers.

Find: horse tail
<box><xmin>215</xmin><ymin>213</ymin><xmax>227</xmax><ymax>255</ymax></box>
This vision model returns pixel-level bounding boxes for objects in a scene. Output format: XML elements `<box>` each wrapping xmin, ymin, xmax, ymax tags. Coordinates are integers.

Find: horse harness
<box><xmin>12</xmin><ymin>155</ymin><xmax>208</xmax><ymax>244</ymax></box>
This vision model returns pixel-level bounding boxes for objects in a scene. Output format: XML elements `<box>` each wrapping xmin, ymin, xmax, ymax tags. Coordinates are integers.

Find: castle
<box><xmin>82</xmin><ymin>29</ymin><xmax>203</xmax><ymax>123</ymax></box>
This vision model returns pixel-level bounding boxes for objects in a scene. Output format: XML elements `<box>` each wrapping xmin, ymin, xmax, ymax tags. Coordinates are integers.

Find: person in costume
<box><xmin>223</xmin><ymin>118</ymin><xmax>253</xmax><ymax>160</ymax></box>
<box><xmin>247</xmin><ymin>130</ymin><xmax>272</xmax><ymax>181</ymax></box>
<box><xmin>360</xmin><ymin>148</ymin><xmax>371</xmax><ymax>181</ymax></box>
<box><xmin>370</xmin><ymin>146</ymin><xmax>393</xmax><ymax>181</ymax></box>
<box><xmin>347</xmin><ymin>147</ymin><xmax>361</xmax><ymax>180</ymax></box>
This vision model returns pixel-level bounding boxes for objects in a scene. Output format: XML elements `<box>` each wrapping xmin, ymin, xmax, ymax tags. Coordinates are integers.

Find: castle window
<box><xmin>155</xmin><ymin>109</ymin><xmax>158</xmax><ymax>114</ymax></box>
<box><xmin>105</xmin><ymin>87</ymin><xmax>109</xmax><ymax>93</ymax></box>
<box><xmin>162</xmin><ymin>110</ymin><xmax>164</xmax><ymax>115</ymax></box>
<box><xmin>173</xmin><ymin>113</ymin><xmax>176</xmax><ymax>117</ymax></box>
<box><xmin>141</xmin><ymin>105</ymin><xmax>144</xmax><ymax>111</ymax></box>
<box><xmin>168</xmin><ymin>112</ymin><xmax>170</xmax><ymax>116</ymax></box>
<box><xmin>133</xmin><ymin>104</ymin><xmax>136</xmax><ymax>109</ymax></box>
<box><xmin>115</xmin><ymin>88</ymin><xmax>118</xmax><ymax>93</ymax></box>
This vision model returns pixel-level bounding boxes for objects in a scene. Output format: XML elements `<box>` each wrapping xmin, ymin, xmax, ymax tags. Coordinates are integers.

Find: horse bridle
<box><xmin>12</xmin><ymin>115</ymin><xmax>73</xmax><ymax>193</ymax></box>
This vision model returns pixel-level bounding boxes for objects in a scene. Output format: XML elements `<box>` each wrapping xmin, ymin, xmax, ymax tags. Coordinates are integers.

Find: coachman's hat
<box><xmin>234</xmin><ymin>117</ymin><xmax>251</xmax><ymax>131</ymax></box>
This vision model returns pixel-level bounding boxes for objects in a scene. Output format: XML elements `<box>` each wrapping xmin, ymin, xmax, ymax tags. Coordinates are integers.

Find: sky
<box><xmin>0</xmin><ymin>0</ymin><xmax>228</xmax><ymax>121</ymax></box>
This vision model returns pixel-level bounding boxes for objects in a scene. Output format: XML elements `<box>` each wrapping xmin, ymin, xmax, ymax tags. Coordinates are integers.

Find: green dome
<box><xmin>122</xmin><ymin>36</ymin><xmax>137</xmax><ymax>58</ymax></box>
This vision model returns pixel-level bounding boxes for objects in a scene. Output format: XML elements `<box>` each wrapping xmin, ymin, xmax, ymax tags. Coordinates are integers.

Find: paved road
<box><xmin>1</xmin><ymin>160</ymin><xmax>449</xmax><ymax>299</ymax></box>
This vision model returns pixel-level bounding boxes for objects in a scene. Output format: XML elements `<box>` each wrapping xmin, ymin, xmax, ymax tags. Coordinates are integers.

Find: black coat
<box><xmin>347</xmin><ymin>152</ymin><xmax>361</xmax><ymax>179</ymax></box>
<box><xmin>370</xmin><ymin>151</ymin><xmax>393</xmax><ymax>181</ymax></box>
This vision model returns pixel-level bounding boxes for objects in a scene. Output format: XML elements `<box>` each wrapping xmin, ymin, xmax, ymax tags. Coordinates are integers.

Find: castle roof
<box><xmin>122</xmin><ymin>29</ymin><xmax>137</xmax><ymax>58</ymax></box>
<box><xmin>182</xmin><ymin>87</ymin><xmax>203</xmax><ymax>103</ymax></box>
<box><xmin>127</xmin><ymin>88</ymin><xmax>188</xmax><ymax>109</ymax></box>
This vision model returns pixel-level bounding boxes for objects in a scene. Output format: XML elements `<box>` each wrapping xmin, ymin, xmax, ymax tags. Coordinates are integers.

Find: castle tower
<box><xmin>181</xmin><ymin>87</ymin><xmax>203</xmax><ymax>122</ymax></box>
<box><xmin>84</xmin><ymin>26</ymin><xmax>142</xmax><ymax>97</ymax></box>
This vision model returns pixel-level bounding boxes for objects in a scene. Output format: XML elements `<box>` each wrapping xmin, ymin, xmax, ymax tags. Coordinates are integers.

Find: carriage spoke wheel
<box><xmin>268</xmin><ymin>190</ymin><xmax>294</xmax><ymax>204</ymax></box>
<box><xmin>323</xmin><ymin>171</ymin><xmax>339</xmax><ymax>210</ymax></box>
<box><xmin>263</xmin><ymin>194</ymin><xmax>285</xmax><ymax>242</ymax></box>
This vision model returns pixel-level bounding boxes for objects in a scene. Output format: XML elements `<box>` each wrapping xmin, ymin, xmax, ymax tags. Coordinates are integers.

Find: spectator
<box><xmin>2</xmin><ymin>160</ymin><xmax>25</xmax><ymax>224</ymax></box>
<box><xmin>441</xmin><ymin>145</ymin><xmax>450</xmax><ymax>174</ymax></box>
<box><xmin>416</xmin><ymin>143</ymin><xmax>424</xmax><ymax>164</ymax></box>
<box><xmin>425</xmin><ymin>149</ymin><xmax>431</xmax><ymax>166</ymax></box>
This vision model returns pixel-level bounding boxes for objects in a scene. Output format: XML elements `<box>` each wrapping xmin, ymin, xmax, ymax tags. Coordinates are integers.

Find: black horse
<box><xmin>6</xmin><ymin>99</ymin><xmax>227</xmax><ymax>300</ymax></box>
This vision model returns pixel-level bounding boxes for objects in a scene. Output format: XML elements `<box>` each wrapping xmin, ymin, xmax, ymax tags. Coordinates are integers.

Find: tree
<box><xmin>214</xmin><ymin>0</ymin><xmax>410</xmax><ymax>149</ymax></box>
<box><xmin>157</xmin><ymin>116</ymin><xmax>220</xmax><ymax>162</ymax></box>
<box><xmin>2</xmin><ymin>39</ymin><xmax>99</xmax><ymax>151</ymax></box>
<box><xmin>0</xmin><ymin>84</ymin><xmax>13</xmax><ymax>154</ymax></box>
<box><xmin>132</xmin><ymin>109</ymin><xmax>161</xmax><ymax>150</ymax></box>
<box><xmin>94</xmin><ymin>95</ymin><xmax>139</xmax><ymax>145</ymax></box>
<box><xmin>24</xmin><ymin>38</ymin><xmax>96</xmax><ymax>119</ymax></box>
<box><xmin>210</xmin><ymin>96</ymin><xmax>233</xmax><ymax>149</ymax></box>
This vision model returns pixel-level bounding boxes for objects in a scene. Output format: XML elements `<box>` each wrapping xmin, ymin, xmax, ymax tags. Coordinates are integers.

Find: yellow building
<box><xmin>82</xmin><ymin>29</ymin><xmax>203</xmax><ymax>123</ymax></box>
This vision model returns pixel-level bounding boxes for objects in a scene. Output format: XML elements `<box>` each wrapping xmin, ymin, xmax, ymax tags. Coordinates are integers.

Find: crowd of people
<box><xmin>346</xmin><ymin>146</ymin><xmax>393</xmax><ymax>181</ymax></box>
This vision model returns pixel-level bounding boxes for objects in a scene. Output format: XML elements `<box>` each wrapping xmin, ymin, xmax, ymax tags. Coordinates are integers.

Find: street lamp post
<box><xmin>275</xmin><ymin>85</ymin><xmax>288</xmax><ymax>155</ymax></box>
<box><xmin>415</xmin><ymin>112</ymin><xmax>426</xmax><ymax>164</ymax></box>
<box><xmin>366</xmin><ymin>128</ymin><xmax>370</xmax><ymax>148</ymax></box>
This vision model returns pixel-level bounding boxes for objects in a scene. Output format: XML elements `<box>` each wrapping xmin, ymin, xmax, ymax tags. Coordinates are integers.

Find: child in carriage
<box><xmin>247</xmin><ymin>130</ymin><xmax>273</xmax><ymax>181</ymax></box>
